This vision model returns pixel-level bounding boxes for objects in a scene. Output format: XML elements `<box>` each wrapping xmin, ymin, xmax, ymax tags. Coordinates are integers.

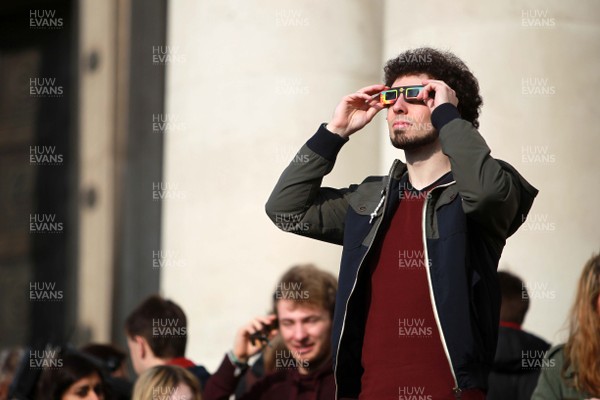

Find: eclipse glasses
<box><xmin>371</xmin><ymin>85</ymin><xmax>434</xmax><ymax>105</ymax></box>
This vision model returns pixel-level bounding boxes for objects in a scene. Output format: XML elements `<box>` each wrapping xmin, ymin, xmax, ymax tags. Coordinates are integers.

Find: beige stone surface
<box><xmin>162</xmin><ymin>0</ymin><xmax>600</xmax><ymax>369</ymax></box>
<box><xmin>163</xmin><ymin>0</ymin><xmax>383</xmax><ymax>369</ymax></box>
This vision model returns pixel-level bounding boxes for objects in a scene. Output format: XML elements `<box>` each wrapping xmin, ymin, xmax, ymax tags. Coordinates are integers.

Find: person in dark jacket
<box><xmin>487</xmin><ymin>271</ymin><xmax>550</xmax><ymax>400</ymax></box>
<box><xmin>124</xmin><ymin>295</ymin><xmax>210</xmax><ymax>388</ymax></box>
<box><xmin>204</xmin><ymin>264</ymin><xmax>337</xmax><ymax>400</ymax></box>
<box><xmin>266</xmin><ymin>47</ymin><xmax>538</xmax><ymax>400</ymax></box>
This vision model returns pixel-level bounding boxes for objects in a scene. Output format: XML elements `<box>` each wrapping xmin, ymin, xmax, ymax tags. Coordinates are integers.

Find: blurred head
<box><xmin>498</xmin><ymin>271</ymin><xmax>529</xmax><ymax>325</ymax></box>
<box><xmin>0</xmin><ymin>347</ymin><xmax>24</xmax><ymax>399</ymax></box>
<box><xmin>125</xmin><ymin>295</ymin><xmax>187</xmax><ymax>374</ymax></box>
<box><xmin>81</xmin><ymin>344</ymin><xmax>127</xmax><ymax>379</ymax></box>
<box><xmin>383</xmin><ymin>47</ymin><xmax>483</xmax><ymax>129</ymax></box>
<box><xmin>564</xmin><ymin>253</ymin><xmax>600</xmax><ymax>394</ymax></box>
<box><xmin>132</xmin><ymin>365</ymin><xmax>201</xmax><ymax>400</ymax></box>
<box><xmin>37</xmin><ymin>353</ymin><xmax>107</xmax><ymax>400</ymax></box>
<box><xmin>272</xmin><ymin>265</ymin><xmax>337</xmax><ymax>373</ymax></box>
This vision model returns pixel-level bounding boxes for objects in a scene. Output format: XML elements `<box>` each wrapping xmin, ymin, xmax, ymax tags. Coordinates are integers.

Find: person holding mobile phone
<box><xmin>204</xmin><ymin>264</ymin><xmax>338</xmax><ymax>400</ymax></box>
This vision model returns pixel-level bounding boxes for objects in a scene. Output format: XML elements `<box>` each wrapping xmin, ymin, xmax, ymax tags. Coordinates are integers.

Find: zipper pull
<box><xmin>369</xmin><ymin>189</ymin><xmax>386</xmax><ymax>224</ymax></box>
<box><xmin>453</xmin><ymin>387</ymin><xmax>462</xmax><ymax>399</ymax></box>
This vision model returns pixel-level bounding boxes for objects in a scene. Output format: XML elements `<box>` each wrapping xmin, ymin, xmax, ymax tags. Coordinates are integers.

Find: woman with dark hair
<box><xmin>37</xmin><ymin>352</ymin><xmax>107</xmax><ymax>400</ymax></box>
<box><xmin>532</xmin><ymin>253</ymin><xmax>600</xmax><ymax>399</ymax></box>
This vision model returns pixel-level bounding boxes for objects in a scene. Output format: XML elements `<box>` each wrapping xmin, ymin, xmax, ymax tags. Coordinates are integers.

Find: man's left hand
<box><xmin>417</xmin><ymin>79</ymin><xmax>459</xmax><ymax>112</ymax></box>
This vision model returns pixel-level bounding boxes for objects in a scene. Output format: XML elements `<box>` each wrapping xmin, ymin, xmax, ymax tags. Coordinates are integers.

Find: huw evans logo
<box><xmin>398</xmin><ymin>53</ymin><xmax>432</xmax><ymax>64</ymax></box>
<box><xmin>398</xmin><ymin>386</ymin><xmax>432</xmax><ymax>400</ymax></box>
<box><xmin>521</xmin><ymin>78</ymin><xmax>556</xmax><ymax>96</ymax></box>
<box><xmin>274</xmin><ymin>78</ymin><xmax>310</xmax><ymax>96</ymax></box>
<box><xmin>29</xmin><ymin>10</ymin><xmax>63</xmax><ymax>29</ymax></box>
<box><xmin>152</xmin><ymin>46</ymin><xmax>186</xmax><ymax>65</ymax></box>
<box><xmin>29</xmin><ymin>349</ymin><xmax>63</xmax><ymax>369</ymax></box>
<box><xmin>521</xmin><ymin>9</ymin><xmax>556</xmax><ymax>28</ymax></box>
<box><xmin>398</xmin><ymin>318</ymin><xmax>433</xmax><ymax>338</ymax></box>
<box><xmin>275</xmin><ymin>281</ymin><xmax>309</xmax><ymax>300</ymax></box>
<box><xmin>521</xmin><ymin>213</ymin><xmax>556</xmax><ymax>232</ymax></box>
<box><xmin>152</xmin><ymin>114</ymin><xmax>187</xmax><ymax>134</ymax></box>
<box><xmin>275</xmin><ymin>350</ymin><xmax>310</xmax><ymax>369</ymax></box>
<box><xmin>29</xmin><ymin>214</ymin><xmax>63</xmax><ymax>234</ymax></box>
<box><xmin>398</xmin><ymin>250</ymin><xmax>432</xmax><ymax>270</ymax></box>
<box><xmin>152</xmin><ymin>250</ymin><xmax>187</xmax><ymax>269</ymax></box>
<box><xmin>151</xmin><ymin>387</ymin><xmax>190</xmax><ymax>400</ymax></box>
<box><xmin>271</xmin><ymin>145</ymin><xmax>310</xmax><ymax>164</ymax></box>
<box><xmin>522</xmin><ymin>281</ymin><xmax>556</xmax><ymax>300</ymax></box>
<box><xmin>521</xmin><ymin>350</ymin><xmax>555</xmax><ymax>369</ymax></box>
<box><xmin>152</xmin><ymin>182</ymin><xmax>187</xmax><ymax>201</ymax></box>
<box><xmin>521</xmin><ymin>145</ymin><xmax>556</xmax><ymax>164</ymax></box>
<box><xmin>30</xmin><ymin>78</ymin><xmax>63</xmax><ymax>97</ymax></box>
<box><xmin>274</xmin><ymin>213</ymin><xmax>310</xmax><ymax>232</ymax></box>
<box><xmin>275</xmin><ymin>9</ymin><xmax>310</xmax><ymax>27</ymax></box>
<box><xmin>152</xmin><ymin>318</ymin><xmax>186</xmax><ymax>337</ymax></box>
<box><xmin>30</xmin><ymin>146</ymin><xmax>63</xmax><ymax>166</ymax></box>
<box><xmin>29</xmin><ymin>282</ymin><xmax>63</xmax><ymax>301</ymax></box>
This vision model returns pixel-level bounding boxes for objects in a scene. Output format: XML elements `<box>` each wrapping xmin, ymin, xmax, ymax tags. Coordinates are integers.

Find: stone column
<box><xmin>162</xmin><ymin>0</ymin><xmax>384</xmax><ymax>369</ymax></box>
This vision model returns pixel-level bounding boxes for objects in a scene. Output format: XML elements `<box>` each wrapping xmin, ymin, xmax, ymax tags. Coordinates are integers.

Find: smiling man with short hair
<box><xmin>204</xmin><ymin>264</ymin><xmax>337</xmax><ymax>400</ymax></box>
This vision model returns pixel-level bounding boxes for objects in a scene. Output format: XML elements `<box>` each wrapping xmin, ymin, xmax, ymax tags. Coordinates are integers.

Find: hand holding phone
<box><xmin>232</xmin><ymin>314</ymin><xmax>279</xmax><ymax>364</ymax></box>
<box><xmin>248</xmin><ymin>319</ymin><xmax>279</xmax><ymax>347</ymax></box>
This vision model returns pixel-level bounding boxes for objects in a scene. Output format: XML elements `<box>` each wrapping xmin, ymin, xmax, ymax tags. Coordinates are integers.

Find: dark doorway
<box><xmin>0</xmin><ymin>0</ymin><xmax>78</xmax><ymax>349</ymax></box>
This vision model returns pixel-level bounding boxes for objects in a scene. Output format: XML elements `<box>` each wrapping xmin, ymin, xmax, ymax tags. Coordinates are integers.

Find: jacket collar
<box><xmin>166</xmin><ymin>357</ymin><xmax>195</xmax><ymax>369</ymax></box>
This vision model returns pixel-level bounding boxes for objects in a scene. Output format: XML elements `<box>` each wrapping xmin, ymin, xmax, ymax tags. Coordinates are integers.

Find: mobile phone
<box><xmin>248</xmin><ymin>319</ymin><xmax>278</xmax><ymax>346</ymax></box>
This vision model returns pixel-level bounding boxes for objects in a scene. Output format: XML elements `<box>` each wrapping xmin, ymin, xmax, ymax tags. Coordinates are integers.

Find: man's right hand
<box><xmin>232</xmin><ymin>314</ymin><xmax>278</xmax><ymax>364</ymax></box>
<box><xmin>326</xmin><ymin>84</ymin><xmax>388</xmax><ymax>139</ymax></box>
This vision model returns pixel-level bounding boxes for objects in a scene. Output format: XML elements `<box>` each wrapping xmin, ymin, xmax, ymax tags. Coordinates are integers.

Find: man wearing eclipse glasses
<box><xmin>266</xmin><ymin>47</ymin><xmax>538</xmax><ymax>400</ymax></box>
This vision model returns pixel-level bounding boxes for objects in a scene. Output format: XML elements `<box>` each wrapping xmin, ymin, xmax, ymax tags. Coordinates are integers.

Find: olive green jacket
<box><xmin>531</xmin><ymin>345</ymin><xmax>597</xmax><ymax>400</ymax></box>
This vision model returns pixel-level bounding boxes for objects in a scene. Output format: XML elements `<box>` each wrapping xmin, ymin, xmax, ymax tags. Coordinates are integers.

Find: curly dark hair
<box><xmin>384</xmin><ymin>47</ymin><xmax>483</xmax><ymax>128</ymax></box>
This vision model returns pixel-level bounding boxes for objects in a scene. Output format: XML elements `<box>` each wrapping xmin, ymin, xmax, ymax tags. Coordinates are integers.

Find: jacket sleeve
<box><xmin>432</xmin><ymin>103</ymin><xmax>538</xmax><ymax>242</ymax></box>
<box><xmin>265</xmin><ymin>124</ymin><xmax>355</xmax><ymax>245</ymax></box>
<box><xmin>530</xmin><ymin>348</ymin><xmax>563</xmax><ymax>400</ymax></box>
<box><xmin>203</xmin><ymin>355</ymin><xmax>248</xmax><ymax>400</ymax></box>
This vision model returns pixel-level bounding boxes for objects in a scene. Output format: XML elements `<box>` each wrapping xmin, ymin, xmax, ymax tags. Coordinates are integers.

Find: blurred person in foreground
<box><xmin>532</xmin><ymin>253</ymin><xmax>600</xmax><ymax>399</ymax></box>
<box><xmin>81</xmin><ymin>344</ymin><xmax>128</xmax><ymax>380</ymax></box>
<box><xmin>486</xmin><ymin>271</ymin><xmax>550</xmax><ymax>400</ymax></box>
<box><xmin>0</xmin><ymin>347</ymin><xmax>24</xmax><ymax>399</ymax></box>
<box><xmin>81</xmin><ymin>344</ymin><xmax>132</xmax><ymax>399</ymax></box>
<box><xmin>266</xmin><ymin>47</ymin><xmax>538</xmax><ymax>399</ymax></box>
<box><xmin>132</xmin><ymin>365</ymin><xmax>202</xmax><ymax>400</ymax></box>
<box><xmin>204</xmin><ymin>264</ymin><xmax>337</xmax><ymax>400</ymax></box>
<box><xmin>36</xmin><ymin>352</ymin><xmax>109</xmax><ymax>400</ymax></box>
<box><xmin>125</xmin><ymin>295</ymin><xmax>210</xmax><ymax>388</ymax></box>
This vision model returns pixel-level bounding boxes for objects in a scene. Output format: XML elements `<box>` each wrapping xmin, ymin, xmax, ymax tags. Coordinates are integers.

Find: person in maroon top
<box><xmin>328</xmin><ymin>69</ymin><xmax>488</xmax><ymax>400</ymax></box>
<box><xmin>124</xmin><ymin>295</ymin><xmax>210</xmax><ymax>388</ymax></box>
<box><xmin>204</xmin><ymin>264</ymin><xmax>337</xmax><ymax>400</ymax></box>
<box><xmin>267</xmin><ymin>47</ymin><xmax>538</xmax><ymax>400</ymax></box>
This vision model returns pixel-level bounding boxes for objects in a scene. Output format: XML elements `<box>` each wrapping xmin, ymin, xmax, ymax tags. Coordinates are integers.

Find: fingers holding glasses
<box><xmin>419</xmin><ymin>79</ymin><xmax>458</xmax><ymax>110</ymax></box>
<box><xmin>327</xmin><ymin>84</ymin><xmax>388</xmax><ymax>138</ymax></box>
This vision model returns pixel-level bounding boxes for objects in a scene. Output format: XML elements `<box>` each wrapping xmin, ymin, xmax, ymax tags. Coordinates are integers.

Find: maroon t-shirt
<box><xmin>359</xmin><ymin>179</ymin><xmax>457</xmax><ymax>400</ymax></box>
